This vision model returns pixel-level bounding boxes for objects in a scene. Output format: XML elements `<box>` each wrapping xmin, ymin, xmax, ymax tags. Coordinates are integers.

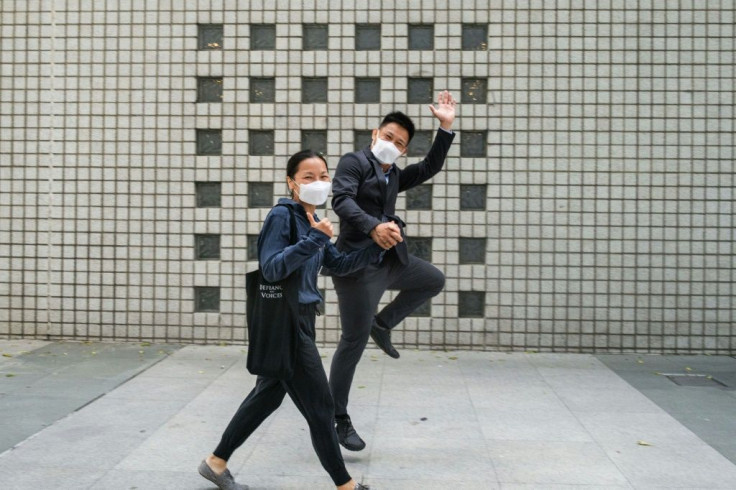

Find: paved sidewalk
<box><xmin>1</xmin><ymin>340</ymin><xmax>736</xmax><ymax>489</ymax></box>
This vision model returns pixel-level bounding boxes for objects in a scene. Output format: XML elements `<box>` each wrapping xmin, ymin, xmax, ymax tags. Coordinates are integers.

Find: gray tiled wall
<box><xmin>1</xmin><ymin>1</ymin><xmax>734</xmax><ymax>353</ymax></box>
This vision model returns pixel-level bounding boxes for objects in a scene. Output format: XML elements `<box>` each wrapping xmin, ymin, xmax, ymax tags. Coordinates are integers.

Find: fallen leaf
<box><xmin>685</xmin><ymin>366</ymin><xmax>692</xmax><ymax>372</ymax></box>
<box><xmin>637</xmin><ymin>440</ymin><xmax>652</xmax><ymax>446</ymax></box>
<box><xmin>5</xmin><ymin>373</ymin><xmax>15</xmax><ymax>377</ymax></box>
<box><xmin>2</xmin><ymin>353</ymin><xmax>12</xmax><ymax>358</ymax></box>
<box><xmin>141</xmin><ymin>342</ymin><xmax>152</xmax><ymax>347</ymax></box>
<box><xmin>448</xmin><ymin>356</ymin><xmax>458</xmax><ymax>360</ymax></box>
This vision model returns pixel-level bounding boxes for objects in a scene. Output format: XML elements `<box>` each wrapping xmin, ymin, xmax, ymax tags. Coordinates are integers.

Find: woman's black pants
<box><xmin>213</xmin><ymin>304</ymin><xmax>351</xmax><ymax>486</ymax></box>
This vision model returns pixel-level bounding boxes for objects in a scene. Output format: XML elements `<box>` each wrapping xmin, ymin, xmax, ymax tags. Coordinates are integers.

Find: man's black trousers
<box><xmin>329</xmin><ymin>252</ymin><xmax>445</xmax><ymax>415</ymax></box>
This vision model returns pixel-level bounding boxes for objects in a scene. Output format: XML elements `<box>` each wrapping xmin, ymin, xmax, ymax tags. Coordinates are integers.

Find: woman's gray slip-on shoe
<box><xmin>198</xmin><ymin>460</ymin><xmax>249</xmax><ymax>490</ymax></box>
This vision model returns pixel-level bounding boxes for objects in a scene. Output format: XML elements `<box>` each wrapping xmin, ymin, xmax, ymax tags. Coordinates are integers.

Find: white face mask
<box><xmin>293</xmin><ymin>179</ymin><xmax>332</xmax><ymax>206</ymax></box>
<box><xmin>371</xmin><ymin>136</ymin><xmax>403</xmax><ymax>165</ymax></box>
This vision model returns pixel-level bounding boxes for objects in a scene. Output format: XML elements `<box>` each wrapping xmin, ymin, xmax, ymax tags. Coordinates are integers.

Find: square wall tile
<box><xmin>462</xmin><ymin>78</ymin><xmax>487</xmax><ymax>104</ymax></box>
<box><xmin>248</xmin><ymin>182</ymin><xmax>274</xmax><ymax>208</ymax></box>
<box><xmin>195</xmin><ymin>182</ymin><xmax>221</xmax><ymax>208</ymax></box>
<box><xmin>409</xmin><ymin>24</ymin><xmax>434</xmax><ymax>50</ymax></box>
<box><xmin>247</xmin><ymin>235</ymin><xmax>259</xmax><ymax>261</ymax></box>
<box><xmin>301</xmin><ymin>130</ymin><xmax>327</xmax><ymax>153</ymax></box>
<box><xmin>461</xmin><ymin>131</ymin><xmax>487</xmax><ymax>157</ymax></box>
<box><xmin>354</xmin><ymin>130</ymin><xmax>373</xmax><ymax>150</ymax></box>
<box><xmin>249</xmin><ymin>130</ymin><xmax>274</xmax><ymax>156</ymax></box>
<box><xmin>302</xmin><ymin>77</ymin><xmax>328</xmax><ymax>103</ymax></box>
<box><xmin>198</xmin><ymin>24</ymin><xmax>223</xmax><ymax>50</ymax></box>
<box><xmin>459</xmin><ymin>237</ymin><xmax>486</xmax><ymax>264</ymax></box>
<box><xmin>250</xmin><ymin>77</ymin><xmax>275</xmax><ymax>103</ymax></box>
<box><xmin>462</xmin><ymin>23</ymin><xmax>488</xmax><ymax>50</ymax></box>
<box><xmin>459</xmin><ymin>291</ymin><xmax>485</xmax><ymax>318</ymax></box>
<box><xmin>197</xmin><ymin>77</ymin><xmax>223</xmax><ymax>103</ymax></box>
<box><xmin>407</xmin><ymin>130</ymin><xmax>433</xmax><ymax>157</ymax></box>
<box><xmin>251</xmin><ymin>24</ymin><xmax>275</xmax><ymax>49</ymax></box>
<box><xmin>407</xmin><ymin>237</ymin><xmax>433</xmax><ymax>262</ymax></box>
<box><xmin>195</xmin><ymin>234</ymin><xmax>221</xmax><ymax>260</ymax></box>
<box><xmin>406</xmin><ymin>185</ymin><xmax>432</xmax><ymax>210</ymax></box>
<box><xmin>408</xmin><ymin>78</ymin><xmax>433</xmax><ymax>104</ymax></box>
<box><xmin>196</xmin><ymin>129</ymin><xmax>222</xmax><ymax>155</ymax></box>
<box><xmin>194</xmin><ymin>287</ymin><xmax>220</xmax><ymax>312</ymax></box>
<box><xmin>460</xmin><ymin>184</ymin><xmax>487</xmax><ymax>210</ymax></box>
<box><xmin>303</xmin><ymin>24</ymin><xmax>328</xmax><ymax>50</ymax></box>
<box><xmin>355</xmin><ymin>77</ymin><xmax>380</xmax><ymax>103</ymax></box>
<box><xmin>355</xmin><ymin>24</ymin><xmax>381</xmax><ymax>50</ymax></box>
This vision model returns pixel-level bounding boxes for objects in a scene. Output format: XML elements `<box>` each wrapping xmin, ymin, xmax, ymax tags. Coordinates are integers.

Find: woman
<box><xmin>199</xmin><ymin>150</ymin><xmax>378</xmax><ymax>490</ymax></box>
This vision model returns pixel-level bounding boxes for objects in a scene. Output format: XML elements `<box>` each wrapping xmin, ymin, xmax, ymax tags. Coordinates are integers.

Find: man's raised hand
<box><xmin>428</xmin><ymin>90</ymin><xmax>457</xmax><ymax>131</ymax></box>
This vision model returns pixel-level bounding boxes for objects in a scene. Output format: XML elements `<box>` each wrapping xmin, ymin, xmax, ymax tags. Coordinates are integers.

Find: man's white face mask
<box><xmin>371</xmin><ymin>136</ymin><xmax>402</xmax><ymax>165</ymax></box>
<box><xmin>294</xmin><ymin>179</ymin><xmax>332</xmax><ymax>206</ymax></box>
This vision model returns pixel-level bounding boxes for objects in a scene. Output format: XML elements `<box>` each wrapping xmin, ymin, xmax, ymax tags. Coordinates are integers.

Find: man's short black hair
<box><xmin>379</xmin><ymin>111</ymin><xmax>415</xmax><ymax>142</ymax></box>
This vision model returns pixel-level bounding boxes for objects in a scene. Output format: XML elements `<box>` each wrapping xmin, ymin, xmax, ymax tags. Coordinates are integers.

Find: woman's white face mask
<box><xmin>371</xmin><ymin>137</ymin><xmax>403</xmax><ymax>165</ymax></box>
<box><xmin>292</xmin><ymin>179</ymin><xmax>332</xmax><ymax>206</ymax></box>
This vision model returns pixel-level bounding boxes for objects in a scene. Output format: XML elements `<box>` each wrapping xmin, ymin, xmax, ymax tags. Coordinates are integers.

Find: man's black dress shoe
<box><xmin>370</xmin><ymin>323</ymin><xmax>400</xmax><ymax>359</ymax></box>
<box><xmin>335</xmin><ymin>415</ymin><xmax>366</xmax><ymax>451</ymax></box>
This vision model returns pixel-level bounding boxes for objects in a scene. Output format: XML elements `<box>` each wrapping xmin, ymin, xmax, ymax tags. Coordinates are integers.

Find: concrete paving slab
<box><xmin>488</xmin><ymin>441</ymin><xmax>630</xmax><ymax>486</ymax></box>
<box><xmin>598</xmin><ymin>354</ymin><xmax>736</xmax><ymax>466</ymax></box>
<box><xmin>2</xmin><ymin>343</ymin><xmax>736</xmax><ymax>489</ymax></box>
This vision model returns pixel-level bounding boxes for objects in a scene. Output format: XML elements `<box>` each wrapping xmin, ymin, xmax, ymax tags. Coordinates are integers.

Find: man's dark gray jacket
<box><xmin>330</xmin><ymin>128</ymin><xmax>455</xmax><ymax>265</ymax></box>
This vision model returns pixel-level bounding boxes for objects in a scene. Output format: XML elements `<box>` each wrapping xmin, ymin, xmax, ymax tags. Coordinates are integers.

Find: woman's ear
<box><xmin>287</xmin><ymin>178</ymin><xmax>295</xmax><ymax>197</ymax></box>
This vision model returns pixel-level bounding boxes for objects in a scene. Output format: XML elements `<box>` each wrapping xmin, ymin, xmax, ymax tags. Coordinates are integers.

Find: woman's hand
<box><xmin>307</xmin><ymin>212</ymin><xmax>334</xmax><ymax>239</ymax></box>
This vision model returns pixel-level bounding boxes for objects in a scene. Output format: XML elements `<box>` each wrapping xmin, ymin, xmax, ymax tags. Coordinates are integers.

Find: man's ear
<box><xmin>370</xmin><ymin>128</ymin><xmax>378</xmax><ymax>146</ymax></box>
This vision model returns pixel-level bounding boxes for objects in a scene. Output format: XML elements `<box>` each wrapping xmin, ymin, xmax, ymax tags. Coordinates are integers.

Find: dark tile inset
<box><xmin>459</xmin><ymin>237</ymin><xmax>486</xmax><ymax>264</ymax></box>
<box><xmin>407</xmin><ymin>130</ymin><xmax>433</xmax><ymax>157</ymax></box>
<box><xmin>303</xmin><ymin>24</ymin><xmax>328</xmax><ymax>50</ymax></box>
<box><xmin>666</xmin><ymin>375</ymin><xmax>729</xmax><ymax>388</ymax></box>
<box><xmin>195</xmin><ymin>182</ymin><xmax>221</xmax><ymax>208</ymax></box>
<box><xmin>246</xmin><ymin>234</ymin><xmax>259</xmax><ymax>261</ymax></box>
<box><xmin>461</xmin><ymin>78</ymin><xmax>487</xmax><ymax>104</ymax></box>
<box><xmin>406</xmin><ymin>185</ymin><xmax>432</xmax><ymax>210</ymax></box>
<box><xmin>196</xmin><ymin>129</ymin><xmax>222</xmax><ymax>155</ymax></box>
<box><xmin>409</xmin><ymin>299</ymin><xmax>431</xmax><ymax>317</ymax></box>
<box><xmin>462</xmin><ymin>23</ymin><xmax>488</xmax><ymax>50</ymax></box>
<box><xmin>302</xmin><ymin>77</ymin><xmax>328</xmax><ymax>103</ymax></box>
<box><xmin>250</xmin><ymin>24</ymin><xmax>276</xmax><ymax>50</ymax></box>
<box><xmin>354</xmin><ymin>130</ymin><xmax>373</xmax><ymax>150</ymax></box>
<box><xmin>198</xmin><ymin>24</ymin><xmax>223</xmax><ymax>50</ymax></box>
<box><xmin>355</xmin><ymin>24</ymin><xmax>381</xmax><ymax>50</ymax></box>
<box><xmin>408</xmin><ymin>78</ymin><xmax>433</xmax><ymax>104</ymax></box>
<box><xmin>195</xmin><ymin>234</ymin><xmax>221</xmax><ymax>260</ymax></box>
<box><xmin>194</xmin><ymin>287</ymin><xmax>220</xmax><ymax>312</ymax></box>
<box><xmin>407</xmin><ymin>237</ymin><xmax>432</xmax><ymax>262</ymax></box>
<box><xmin>355</xmin><ymin>77</ymin><xmax>380</xmax><ymax>103</ymax></box>
<box><xmin>249</xmin><ymin>130</ymin><xmax>274</xmax><ymax>156</ymax></box>
<box><xmin>461</xmin><ymin>131</ymin><xmax>487</xmax><ymax>157</ymax></box>
<box><xmin>408</xmin><ymin>24</ymin><xmax>434</xmax><ymax>50</ymax></box>
<box><xmin>459</xmin><ymin>291</ymin><xmax>485</xmax><ymax>318</ymax></box>
<box><xmin>197</xmin><ymin>77</ymin><xmax>223</xmax><ymax>103</ymax></box>
<box><xmin>460</xmin><ymin>184</ymin><xmax>487</xmax><ymax>210</ymax></box>
<box><xmin>248</xmin><ymin>182</ymin><xmax>274</xmax><ymax>208</ymax></box>
<box><xmin>250</xmin><ymin>77</ymin><xmax>275</xmax><ymax>103</ymax></box>
<box><xmin>301</xmin><ymin>130</ymin><xmax>327</xmax><ymax>154</ymax></box>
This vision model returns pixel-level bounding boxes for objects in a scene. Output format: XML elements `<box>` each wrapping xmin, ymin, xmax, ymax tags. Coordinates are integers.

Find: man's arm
<box><xmin>331</xmin><ymin>152</ymin><xmax>382</xmax><ymax>236</ymax></box>
<box><xmin>398</xmin><ymin>90</ymin><xmax>457</xmax><ymax>192</ymax></box>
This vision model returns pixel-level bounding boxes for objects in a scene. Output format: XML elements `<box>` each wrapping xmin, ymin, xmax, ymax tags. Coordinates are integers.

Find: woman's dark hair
<box><xmin>286</xmin><ymin>149</ymin><xmax>328</xmax><ymax>179</ymax></box>
<box><xmin>379</xmin><ymin>111</ymin><xmax>415</xmax><ymax>142</ymax></box>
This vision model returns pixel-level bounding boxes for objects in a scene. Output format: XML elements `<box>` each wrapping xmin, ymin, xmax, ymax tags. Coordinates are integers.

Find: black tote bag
<box><xmin>245</xmin><ymin>205</ymin><xmax>300</xmax><ymax>379</ymax></box>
